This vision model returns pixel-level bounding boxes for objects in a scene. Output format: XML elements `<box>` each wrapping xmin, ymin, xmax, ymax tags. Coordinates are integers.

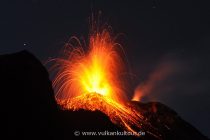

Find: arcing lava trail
<box><xmin>51</xmin><ymin>28</ymin><xmax>161</xmax><ymax>138</ymax></box>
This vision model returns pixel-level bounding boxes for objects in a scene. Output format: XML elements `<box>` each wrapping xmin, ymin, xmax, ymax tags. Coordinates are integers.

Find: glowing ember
<box><xmin>51</xmin><ymin>28</ymin><xmax>160</xmax><ymax>138</ymax></box>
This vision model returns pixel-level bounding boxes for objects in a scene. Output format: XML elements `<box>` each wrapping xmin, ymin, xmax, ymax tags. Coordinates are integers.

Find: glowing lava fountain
<box><xmin>51</xmin><ymin>29</ymin><xmax>160</xmax><ymax>137</ymax></box>
<box><xmin>53</xmin><ymin>30</ymin><xmax>126</xmax><ymax>103</ymax></box>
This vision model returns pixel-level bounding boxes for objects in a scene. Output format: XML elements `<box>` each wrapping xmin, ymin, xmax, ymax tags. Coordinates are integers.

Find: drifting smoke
<box><xmin>132</xmin><ymin>54</ymin><xmax>182</xmax><ymax>101</ymax></box>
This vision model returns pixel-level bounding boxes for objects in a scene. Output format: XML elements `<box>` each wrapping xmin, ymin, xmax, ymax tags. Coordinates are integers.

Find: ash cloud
<box><xmin>132</xmin><ymin>51</ymin><xmax>210</xmax><ymax>137</ymax></box>
<box><xmin>133</xmin><ymin>52</ymin><xmax>210</xmax><ymax>101</ymax></box>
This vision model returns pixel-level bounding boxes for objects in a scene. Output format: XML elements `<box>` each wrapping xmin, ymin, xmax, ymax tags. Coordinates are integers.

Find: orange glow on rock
<box><xmin>51</xmin><ymin>28</ymin><xmax>160</xmax><ymax>138</ymax></box>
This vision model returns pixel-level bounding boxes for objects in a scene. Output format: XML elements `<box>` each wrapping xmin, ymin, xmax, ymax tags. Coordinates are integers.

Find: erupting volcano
<box><xmin>53</xmin><ymin>30</ymin><xmax>126</xmax><ymax>103</ymax></box>
<box><xmin>51</xmin><ymin>28</ymin><xmax>161</xmax><ymax>138</ymax></box>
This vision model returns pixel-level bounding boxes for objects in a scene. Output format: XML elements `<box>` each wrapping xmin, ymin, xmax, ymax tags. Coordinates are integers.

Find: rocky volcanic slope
<box><xmin>2</xmin><ymin>51</ymin><xmax>208</xmax><ymax>140</ymax></box>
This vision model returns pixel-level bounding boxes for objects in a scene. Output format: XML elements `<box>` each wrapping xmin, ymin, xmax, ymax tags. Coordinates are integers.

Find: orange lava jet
<box><xmin>51</xmin><ymin>28</ymin><xmax>160</xmax><ymax>138</ymax></box>
<box><xmin>53</xmin><ymin>30</ymin><xmax>125</xmax><ymax>103</ymax></box>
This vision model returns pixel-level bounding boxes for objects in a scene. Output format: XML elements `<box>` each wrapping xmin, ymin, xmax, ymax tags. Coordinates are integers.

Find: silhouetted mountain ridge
<box><xmin>2</xmin><ymin>50</ymin><xmax>208</xmax><ymax>140</ymax></box>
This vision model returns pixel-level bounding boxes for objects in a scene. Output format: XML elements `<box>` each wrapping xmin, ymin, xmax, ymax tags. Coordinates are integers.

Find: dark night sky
<box><xmin>1</xmin><ymin>0</ymin><xmax>210</xmax><ymax>137</ymax></box>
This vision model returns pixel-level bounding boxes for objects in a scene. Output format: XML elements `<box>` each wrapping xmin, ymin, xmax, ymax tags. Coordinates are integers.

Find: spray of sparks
<box><xmin>51</xmin><ymin>28</ymin><xmax>160</xmax><ymax>138</ymax></box>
